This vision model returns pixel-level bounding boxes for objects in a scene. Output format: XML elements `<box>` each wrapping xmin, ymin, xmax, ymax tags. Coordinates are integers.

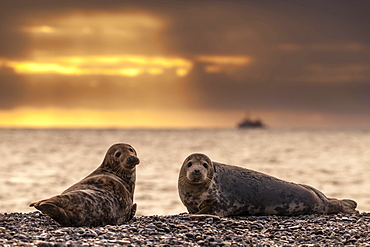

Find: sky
<box><xmin>0</xmin><ymin>0</ymin><xmax>369</xmax><ymax>128</ymax></box>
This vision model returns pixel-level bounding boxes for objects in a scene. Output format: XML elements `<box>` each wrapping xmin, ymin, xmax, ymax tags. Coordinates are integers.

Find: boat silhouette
<box><xmin>237</xmin><ymin>116</ymin><xmax>265</xmax><ymax>128</ymax></box>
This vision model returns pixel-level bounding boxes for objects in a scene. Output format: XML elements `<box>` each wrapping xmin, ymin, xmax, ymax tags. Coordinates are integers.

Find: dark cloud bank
<box><xmin>1</xmin><ymin>0</ymin><xmax>369</xmax><ymax>126</ymax></box>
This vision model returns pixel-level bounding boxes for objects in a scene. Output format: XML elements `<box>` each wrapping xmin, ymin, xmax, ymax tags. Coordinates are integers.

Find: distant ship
<box><xmin>237</xmin><ymin>116</ymin><xmax>266</xmax><ymax>129</ymax></box>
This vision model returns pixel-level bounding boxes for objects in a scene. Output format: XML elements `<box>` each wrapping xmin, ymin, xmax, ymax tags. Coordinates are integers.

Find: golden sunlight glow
<box><xmin>0</xmin><ymin>107</ymin><xmax>240</xmax><ymax>128</ymax></box>
<box><xmin>1</xmin><ymin>107</ymin><xmax>368</xmax><ymax>129</ymax></box>
<box><xmin>24</xmin><ymin>25</ymin><xmax>56</xmax><ymax>34</ymax></box>
<box><xmin>176</xmin><ymin>68</ymin><xmax>189</xmax><ymax>77</ymax></box>
<box><xmin>11</xmin><ymin>62</ymin><xmax>80</xmax><ymax>74</ymax></box>
<box><xmin>204</xmin><ymin>65</ymin><xmax>224</xmax><ymax>73</ymax></box>
<box><xmin>117</xmin><ymin>68</ymin><xmax>143</xmax><ymax>77</ymax></box>
<box><xmin>148</xmin><ymin>68</ymin><xmax>164</xmax><ymax>75</ymax></box>
<box><xmin>15</xmin><ymin>14</ymin><xmax>252</xmax><ymax>78</ymax></box>
<box><xmin>8</xmin><ymin>55</ymin><xmax>193</xmax><ymax>77</ymax></box>
<box><xmin>196</xmin><ymin>55</ymin><xmax>253</xmax><ymax>73</ymax></box>
<box><xmin>16</xmin><ymin>12</ymin><xmax>179</xmax><ymax>77</ymax></box>
<box><xmin>8</xmin><ymin>55</ymin><xmax>253</xmax><ymax>76</ymax></box>
<box><xmin>23</xmin><ymin>13</ymin><xmax>163</xmax><ymax>37</ymax></box>
<box><xmin>196</xmin><ymin>55</ymin><xmax>253</xmax><ymax>65</ymax></box>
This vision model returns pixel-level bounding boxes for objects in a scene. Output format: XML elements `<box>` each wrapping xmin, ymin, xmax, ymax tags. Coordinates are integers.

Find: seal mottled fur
<box><xmin>30</xmin><ymin>143</ymin><xmax>139</xmax><ymax>226</ymax></box>
<box><xmin>178</xmin><ymin>153</ymin><xmax>358</xmax><ymax>217</ymax></box>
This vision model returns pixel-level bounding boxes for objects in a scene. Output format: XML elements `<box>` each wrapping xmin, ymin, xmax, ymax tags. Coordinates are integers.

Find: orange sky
<box><xmin>1</xmin><ymin>0</ymin><xmax>370</xmax><ymax>129</ymax></box>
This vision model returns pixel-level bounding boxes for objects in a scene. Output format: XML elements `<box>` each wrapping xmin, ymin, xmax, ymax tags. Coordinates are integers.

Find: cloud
<box><xmin>304</xmin><ymin>64</ymin><xmax>370</xmax><ymax>83</ymax></box>
<box><xmin>277</xmin><ymin>43</ymin><xmax>370</xmax><ymax>52</ymax></box>
<box><xmin>195</xmin><ymin>55</ymin><xmax>253</xmax><ymax>73</ymax></box>
<box><xmin>20</xmin><ymin>13</ymin><xmax>166</xmax><ymax>57</ymax></box>
<box><xmin>0</xmin><ymin>22</ymin><xmax>31</xmax><ymax>59</ymax></box>
<box><xmin>0</xmin><ymin>66</ymin><xmax>28</xmax><ymax>108</ymax></box>
<box><xmin>184</xmin><ymin>62</ymin><xmax>370</xmax><ymax>116</ymax></box>
<box><xmin>1</xmin><ymin>0</ymin><xmax>370</xmax><ymax>127</ymax></box>
<box><xmin>0</xmin><ymin>67</ymin><xmax>192</xmax><ymax>111</ymax></box>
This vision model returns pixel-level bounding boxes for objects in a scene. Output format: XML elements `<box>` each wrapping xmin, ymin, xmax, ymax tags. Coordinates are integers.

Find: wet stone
<box><xmin>145</xmin><ymin>224</ymin><xmax>157</xmax><ymax>230</ymax></box>
<box><xmin>1</xmin><ymin>212</ymin><xmax>369</xmax><ymax>246</ymax></box>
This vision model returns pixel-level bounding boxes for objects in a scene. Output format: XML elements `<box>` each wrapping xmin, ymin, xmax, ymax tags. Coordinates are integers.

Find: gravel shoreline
<box><xmin>1</xmin><ymin>212</ymin><xmax>369</xmax><ymax>246</ymax></box>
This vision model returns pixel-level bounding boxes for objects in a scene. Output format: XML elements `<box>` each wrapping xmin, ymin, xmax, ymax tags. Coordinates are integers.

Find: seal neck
<box><xmin>92</xmin><ymin>167</ymin><xmax>136</xmax><ymax>195</ymax></box>
<box><xmin>179</xmin><ymin>176</ymin><xmax>211</xmax><ymax>194</ymax></box>
<box><xmin>119</xmin><ymin>169</ymin><xmax>136</xmax><ymax>194</ymax></box>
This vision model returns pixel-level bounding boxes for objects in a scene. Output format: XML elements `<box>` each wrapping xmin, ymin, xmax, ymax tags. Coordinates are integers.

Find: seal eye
<box><xmin>203</xmin><ymin>163</ymin><xmax>208</xmax><ymax>169</ymax></box>
<box><xmin>115</xmin><ymin>151</ymin><xmax>121</xmax><ymax>158</ymax></box>
<box><xmin>129</xmin><ymin>148</ymin><xmax>135</xmax><ymax>153</ymax></box>
<box><xmin>187</xmin><ymin>162</ymin><xmax>192</xmax><ymax>168</ymax></box>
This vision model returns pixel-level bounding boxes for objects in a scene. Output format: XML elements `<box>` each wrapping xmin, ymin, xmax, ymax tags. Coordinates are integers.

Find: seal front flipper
<box><xmin>196</xmin><ymin>198</ymin><xmax>217</xmax><ymax>215</ymax></box>
<box><xmin>128</xmin><ymin>203</ymin><xmax>137</xmax><ymax>221</ymax></box>
<box><xmin>30</xmin><ymin>195</ymin><xmax>72</xmax><ymax>226</ymax></box>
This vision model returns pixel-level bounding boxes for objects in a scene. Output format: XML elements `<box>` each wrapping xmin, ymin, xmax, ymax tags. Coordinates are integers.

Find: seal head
<box><xmin>178</xmin><ymin>153</ymin><xmax>216</xmax><ymax>214</ymax></box>
<box><xmin>181</xmin><ymin>153</ymin><xmax>214</xmax><ymax>185</ymax></box>
<box><xmin>30</xmin><ymin>143</ymin><xmax>140</xmax><ymax>226</ymax></box>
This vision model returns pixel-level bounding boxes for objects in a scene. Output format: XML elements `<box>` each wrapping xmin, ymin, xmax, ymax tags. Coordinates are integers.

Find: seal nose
<box><xmin>194</xmin><ymin>169</ymin><xmax>201</xmax><ymax>174</ymax></box>
<box><xmin>127</xmin><ymin>156</ymin><xmax>140</xmax><ymax>166</ymax></box>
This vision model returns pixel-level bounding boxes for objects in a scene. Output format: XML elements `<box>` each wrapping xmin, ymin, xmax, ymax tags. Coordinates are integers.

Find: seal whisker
<box><xmin>136</xmin><ymin>159</ymin><xmax>148</xmax><ymax>171</ymax></box>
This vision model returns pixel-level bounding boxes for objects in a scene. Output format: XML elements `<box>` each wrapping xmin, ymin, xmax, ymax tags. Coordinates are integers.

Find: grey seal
<box><xmin>178</xmin><ymin>153</ymin><xmax>358</xmax><ymax>217</ymax></box>
<box><xmin>30</xmin><ymin>143</ymin><xmax>139</xmax><ymax>226</ymax></box>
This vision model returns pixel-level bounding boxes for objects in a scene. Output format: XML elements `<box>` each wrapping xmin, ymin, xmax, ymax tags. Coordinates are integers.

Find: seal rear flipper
<box><xmin>30</xmin><ymin>196</ymin><xmax>72</xmax><ymax>226</ymax></box>
<box><xmin>35</xmin><ymin>202</ymin><xmax>72</xmax><ymax>226</ymax></box>
<box><xmin>340</xmin><ymin>199</ymin><xmax>358</xmax><ymax>214</ymax></box>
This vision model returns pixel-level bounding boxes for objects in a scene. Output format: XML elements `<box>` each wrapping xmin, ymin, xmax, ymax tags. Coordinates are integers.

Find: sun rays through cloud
<box><xmin>8</xmin><ymin>55</ymin><xmax>194</xmax><ymax>77</ymax></box>
<box><xmin>1</xmin><ymin>0</ymin><xmax>370</xmax><ymax>128</ymax></box>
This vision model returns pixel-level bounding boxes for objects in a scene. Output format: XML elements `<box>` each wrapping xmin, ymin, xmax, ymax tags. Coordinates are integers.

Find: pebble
<box><xmin>0</xmin><ymin>212</ymin><xmax>369</xmax><ymax>246</ymax></box>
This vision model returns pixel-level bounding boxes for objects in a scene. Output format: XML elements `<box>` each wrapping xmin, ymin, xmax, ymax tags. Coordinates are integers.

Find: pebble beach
<box><xmin>1</xmin><ymin>212</ymin><xmax>369</xmax><ymax>246</ymax></box>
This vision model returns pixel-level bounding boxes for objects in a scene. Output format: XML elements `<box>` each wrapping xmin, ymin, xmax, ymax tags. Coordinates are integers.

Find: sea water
<box><xmin>1</xmin><ymin>128</ymin><xmax>369</xmax><ymax>215</ymax></box>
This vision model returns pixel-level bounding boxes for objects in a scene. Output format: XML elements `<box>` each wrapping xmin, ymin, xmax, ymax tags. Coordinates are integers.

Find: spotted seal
<box><xmin>30</xmin><ymin>143</ymin><xmax>140</xmax><ymax>226</ymax></box>
<box><xmin>178</xmin><ymin>153</ymin><xmax>358</xmax><ymax>216</ymax></box>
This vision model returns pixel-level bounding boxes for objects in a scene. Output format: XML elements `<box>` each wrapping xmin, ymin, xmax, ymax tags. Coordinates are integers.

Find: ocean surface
<box><xmin>1</xmin><ymin>128</ymin><xmax>369</xmax><ymax>215</ymax></box>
